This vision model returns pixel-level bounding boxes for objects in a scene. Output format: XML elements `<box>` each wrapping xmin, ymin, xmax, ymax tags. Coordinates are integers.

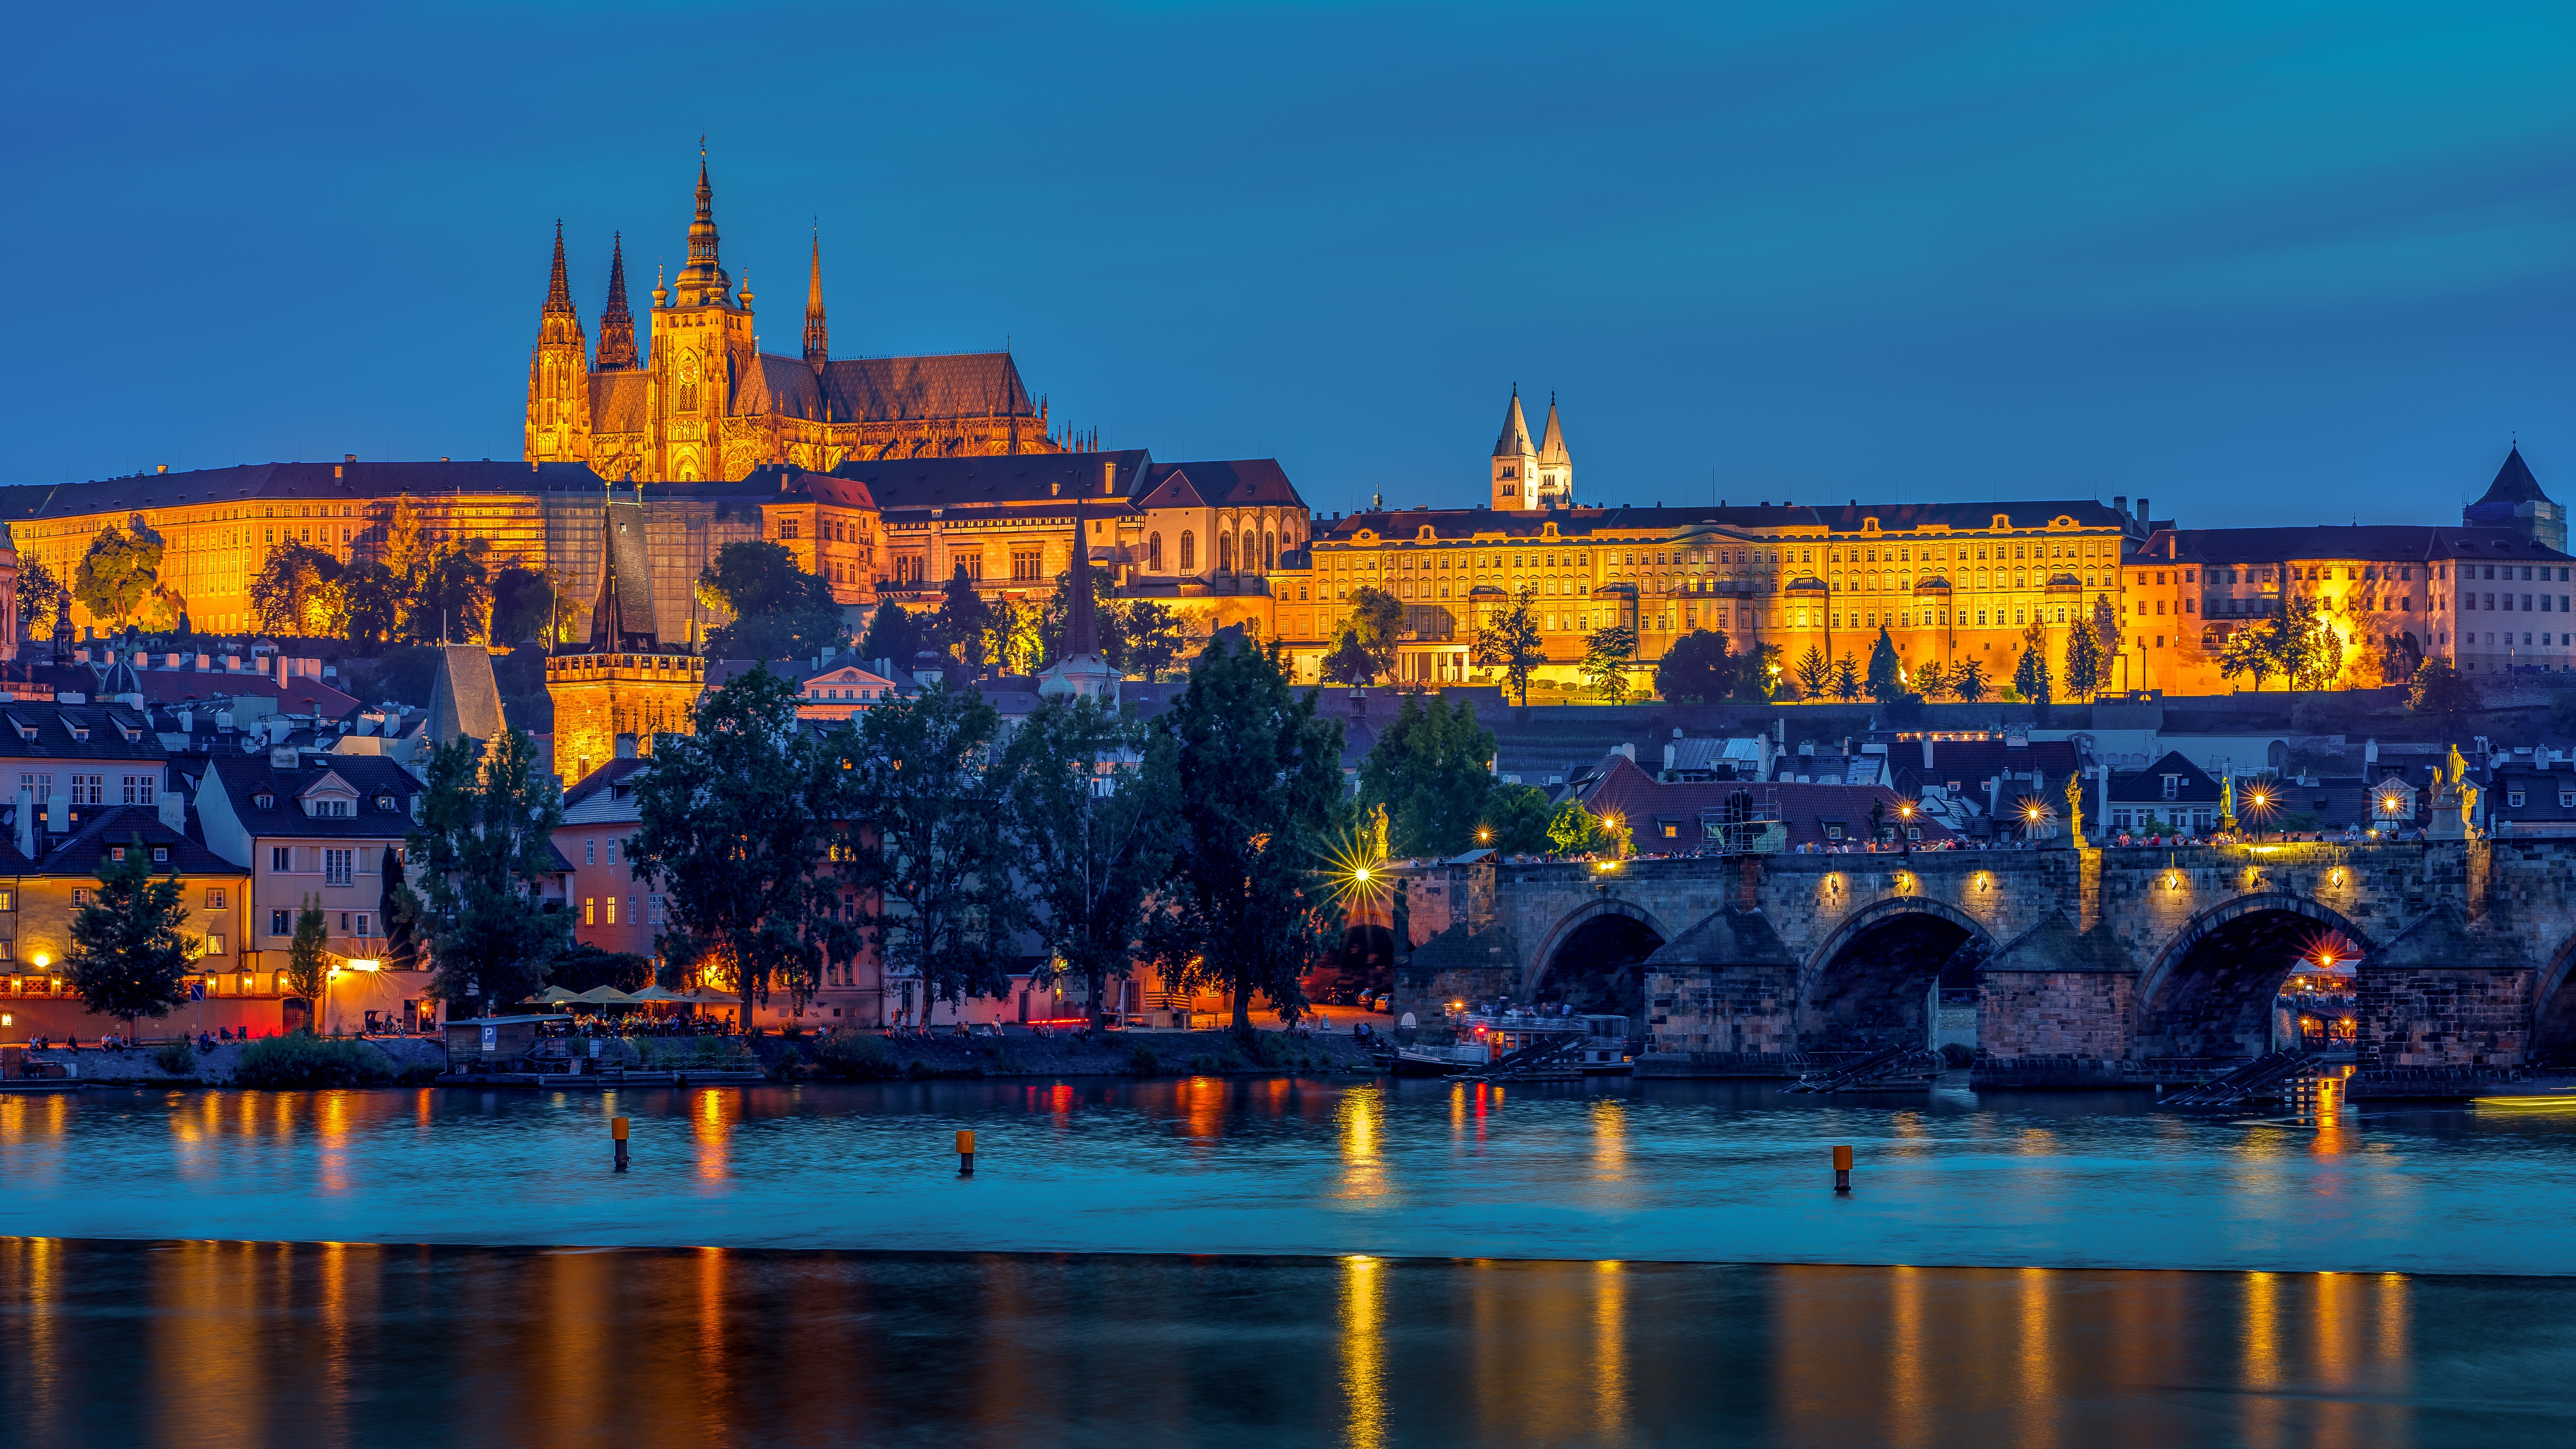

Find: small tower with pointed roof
<box><xmin>525</xmin><ymin>222</ymin><xmax>593</xmax><ymax>463</ymax></box>
<box><xmin>1534</xmin><ymin>392</ymin><xmax>1573</xmax><ymax>509</ymax></box>
<box><xmin>1490</xmin><ymin>384</ymin><xmax>1540</xmax><ymax>510</ymax></box>
<box><xmin>596</xmin><ymin>234</ymin><xmax>638</xmax><ymax>371</ymax></box>
<box><xmin>647</xmin><ymin>150</ymin><xmax>758</xmax><ymax>482</ymax></box>
<box><xmin>1037</xmin><ymin>459</ymin><xmax>1122</xmax><ymax>705</ymax></box>
<box><xmin>2465</xmin><ymin>444</ymin><xmax>2565</xmax><ymax>553</ymax></box>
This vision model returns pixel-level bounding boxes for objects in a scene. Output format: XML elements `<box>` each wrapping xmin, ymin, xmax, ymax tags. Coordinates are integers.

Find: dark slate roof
<box><xmin>1142</xmin><ymin>459</ymin><xmax>1305</xmax><ymax>509</ymax></box>
<box><xmin>833</xmin><ymin>450</ymin><xmax>1151</xmax><ymax>511</ymax></box>
<box><xmin>2135</xmin><ymin>524</ymin><xmax>2572</xmax><ymax>565</ymax></box>
<box><xmin>33</xmin><ymin>804</ymin><xmax>235</xmax><ymax>878</ymax></box>
<box><xmin>1983</xmin><ymin>908</ymin><xmax>2135</xmax><ymax>974</ymax></box>
<box><xmin>204</xmin><ymin>754</ymin><xmax>422</xmax><ymax>838</ymax></box>
<box><xmin>0</xmin><ymin>703</ymin><xmax>167</xmax><ymax>763</ymax></box>
<box><xmin>2107</xmin><ymin>750</ymin><xmax>2224</xmax><ymax>804</ymax></box>
<box><xmin>821</xmin><ymin>352</ymin><xmax>1036</xmax><ymax>422</ymax></box>
<box><xmin>592</xmin><ymin>500</ymin><xmax>659</xmax><ymax>647</ymax></box>
<box><xmin>1887</xmin><ymin>737</ymin><xmax>2083</xmax><ymax>797</ymax></box>
<box><xmin>590</xmin><ymin>371</ymin><xmax>652</xmax><ymax>434</ymax></box>
<box><xmin>1806</xmin><ymin>500</ymin><xmax>2130</xmax><ymax>532</ymax></box>
<box><xmin>1572</xmin><ymin>757</ymin><xmax>1958</xmax><ymax>849</ymax></box>
<box><xmin>0</xmin><ymin>460</ymin><xmax>612</xmax><ymax>513</ymax></box>
<box><xmin>427</xmin><ymin>644</ymin><xmax>506</xmax><ymax>744</ymax></box>
<box><xmin>2473</xmin><ymin>446</ymin><xmax>2552</xmax><ymax>507</ymax></box>
<box><xmin>2483</xmin><ymin>766</ymin><xmax>2576</xmax><ymax>829</ymax></box>
<box><xmin>1644</xmin><ymin>905</ymin><xmax>1798</xmax><ymax>969</ymax></box>
<box><xmin>564</xmin><ymin>756</ymin><xmax>649</xmax><ymax>808</ymax></box>
<box><xmin>9</xmin><ymin>663</ymin><xmax>360</xmax><ymax>718</ymax></box>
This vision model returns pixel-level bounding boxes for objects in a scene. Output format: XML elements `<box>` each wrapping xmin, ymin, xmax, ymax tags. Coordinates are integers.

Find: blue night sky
<box><xmin>9</xmin><ymin>2</ymin><xmax>2576</xmax><ymax>526</ymax></box>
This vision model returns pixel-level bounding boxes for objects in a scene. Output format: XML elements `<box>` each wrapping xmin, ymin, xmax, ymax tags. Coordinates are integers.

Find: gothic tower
<box><xmin>1534</xmin><ymin>393</ymin><xmax>1573</xmax><ymax>509</ymax></box>
<box><xmin>595</xmin><ymin>233</ymin><xmax>638</xmax><ymax>371</ymax></box>
<box><xmin>648</xmin><ymin>153</ymin><xmax>759</xmax><ymax>482</ymax></box>
<box><xmin>524</xmin><ymin>222</ymin><xmax>593</xmax><ymax>462</ymax></box>
<box><xmin>802</xmin><ymin>234</ymin><xmax>829</xmax><ymax>372</ymax></box>
<box><xmin>1490</xmin><ymin>385</ymin><xmax>1540</xmax><ymax>510</ymax></box>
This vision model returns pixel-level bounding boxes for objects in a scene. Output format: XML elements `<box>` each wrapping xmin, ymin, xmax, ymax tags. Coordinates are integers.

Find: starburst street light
<box><xmin>1321</xmin><ymin>817</ymin><xmax>1391</xmax><ymax>913</ymax></box>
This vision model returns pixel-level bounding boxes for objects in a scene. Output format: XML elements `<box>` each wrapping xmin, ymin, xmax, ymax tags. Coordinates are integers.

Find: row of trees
<box><xmin>399</xmin><ymin>635</ymin><xmax>1344</xmax><ymax>1039</ymax></box>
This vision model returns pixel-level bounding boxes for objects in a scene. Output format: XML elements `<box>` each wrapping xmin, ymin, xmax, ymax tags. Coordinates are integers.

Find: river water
<box><xmin>4</xmin><ymin>1077</ymin><xmax>2575</xmax><ymax>1445</ymax></box>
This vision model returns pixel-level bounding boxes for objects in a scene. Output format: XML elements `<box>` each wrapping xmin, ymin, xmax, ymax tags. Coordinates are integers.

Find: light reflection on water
<box><xmin>8</xmin><ymin>1078</ymin><xmax>2576</xmax><ymax>1276</ymax></box>
<box><xmin>2</xmin><ymin>1241</ymin><xmax>2561</xmax><ymax>1448</ymax></box>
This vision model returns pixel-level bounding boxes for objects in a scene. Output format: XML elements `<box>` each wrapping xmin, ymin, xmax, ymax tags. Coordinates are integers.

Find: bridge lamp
<box><xmin>2329</xmin><ymin>867</ymin><xmax>2346</xmax><ymax>886</ymax></box>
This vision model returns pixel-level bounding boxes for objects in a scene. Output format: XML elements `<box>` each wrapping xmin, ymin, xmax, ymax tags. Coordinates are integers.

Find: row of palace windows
<box><xmin>1145</xmin><ymin>529</ymin><xmax>1280</xmax><ymax>576</ymax></box>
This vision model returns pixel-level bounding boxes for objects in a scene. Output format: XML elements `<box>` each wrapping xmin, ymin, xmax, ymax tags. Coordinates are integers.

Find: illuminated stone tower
<box><xmin>524</xmin><ymin>222</ymin><xmax>592</xmax><ymax>463</ymax></box>
<box><xmin>1490</xmin><ymin>385</ymin><xmax>1539</xmax><ymax>510</ymax></box>
<box><xmin>1534</xmin><ymin>393</ymin><xmax>1573</xmax><ymax>508</ymax></box>
<box><xmin>595</xmin><ymin>233</ymin><xmax>639</xmax><ymax>372</ymax></box>
<box><xmin>648</xmin><ymin>154</ymin><xmax>761</xmax><ymax>482</ymax></box>
<box><xmin>802</xmin><ymin>233</ymin><xmax>829</xmax><ymax>370</ymax></box>
<box><xmin>544</xmin><ymin>499</ymin><xmax>706</xmax><ymax>784</ymax></box>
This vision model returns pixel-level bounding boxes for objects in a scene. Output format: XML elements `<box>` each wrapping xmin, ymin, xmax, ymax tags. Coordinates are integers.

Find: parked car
<box><xmin>1370</xmin><ymin>992</ymin><xmax>1392</xmax><ymax>1014</ymax></box>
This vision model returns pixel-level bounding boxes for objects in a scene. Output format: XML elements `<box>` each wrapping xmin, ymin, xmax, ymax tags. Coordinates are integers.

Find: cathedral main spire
<box><xmin>536</xmin><ymin>221</ymin><xmax>583</xmax><ymax>352</ymax></box>
<box><xmin>544</xmin><ymin>221</ymin><xmax>575</xmax><ymax>316</ymax></box>
<box><xmin>802</xmin><ymin>232</ymin><xmax>829</xmax><ymax>369</ymax></box>
<box><xmin>676</xmin><ymin>146</ymin><xmax>732</xmax><ymax>306</ymax></box>
<box><xmin>595</xmin><ymin>233</ymin><xmax>638</xmax><ymax>371</ymax></box>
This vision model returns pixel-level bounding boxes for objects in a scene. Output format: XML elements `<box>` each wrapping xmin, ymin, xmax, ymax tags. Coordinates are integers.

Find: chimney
<box><xmin>615</xmin><ymin>733</ymin><xmax>639</xmax><ymax>760</ymax></box>
<box><xmin>157</xmin><ymin>791</ymin><xmax>184</xmax><ymax>832</ymax></box>
<box><xmin>1922</xmin><ymin>737</ymin><xmax>1935</xmax><ymax>770</ymax></box>
<box><xmin>2137</xmin><ymin>497</ymin><xmax>2150</xmax><ymax>523</ymax></box>
<box><xmin>155</xmin><ymin>464</ymin><xmax>169</xmax><ymax>475</ymax></box>
<box><xmin>14</xmin><ymin>790</ymin><xmax>30</xmax><ymax>860</ymax></box>
<box><xmin>1662</xmin><ymin>742</ymin><xmax>1676</xmax><ymax>773</ymax></box>
<box><xmin>45</xmin><ymin>796</ymin><xmax>65</xmax><ymax>836</ymax></box>
<box><xmin>1103</xmin><ymin>459</ymin><xmax>1116</xmax><ymax>498</ymax></box>
<box><xmin>2113</xmin><ymin>495</ymin><xmax>2127</xmax><ymax>516</ymax></box>
<box><xmin>344</xmin><ymin>454</ymin><xmax>356</xmax><ymax>464</ymax></box>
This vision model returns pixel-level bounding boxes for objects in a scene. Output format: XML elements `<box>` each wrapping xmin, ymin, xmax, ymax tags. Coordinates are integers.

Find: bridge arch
<box><xmin>1799</xmin><ymin>896</ymin><xmax>1995</xmax><ymax>1050</ymax></box>
<box><xmin>2137</xmin><ymin>892</ymin><xmax>2376</xmax><ymax>1060</ymax></box>
<box><xmin>1525</xmin><ymin>898</ymin><xmax>1675</xmax><ymax>1024</ymax></box>
<box><xmin>2530</xmin><ymin>937</ymin><xmax>2576</xmax><ymax>1069</ymax></box>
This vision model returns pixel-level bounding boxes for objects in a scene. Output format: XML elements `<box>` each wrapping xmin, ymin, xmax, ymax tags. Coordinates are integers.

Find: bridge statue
<box><xmin>2062</xmin><ymin>769</ymin><xmax>2084</xmax><ymax>848</ymax></box>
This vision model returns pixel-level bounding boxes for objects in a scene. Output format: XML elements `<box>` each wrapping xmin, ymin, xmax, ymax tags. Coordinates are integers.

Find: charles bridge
<box><xmin>1387</xmin><ymin>838</ymin><xmax>2576</xmax><ymax>1083</ymax></box>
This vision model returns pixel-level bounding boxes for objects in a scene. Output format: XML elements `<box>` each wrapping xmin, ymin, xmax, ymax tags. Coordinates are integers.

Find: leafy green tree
<box><xmin>934</xmin><ymin>566</ymin><xmax>994</xmax><ymax>673</ymax></box>
<box><xmin>2406</xmin><ymin>658</ymin><xmax>2482</xmax><ymax>742</ymax></box>
<box><xmin>1002</xmin><ymin>695</ymin><xmax>1170</xmax><ymax>1030</ymax></box>
<box><xmin>63</xmin><ymin>835</ymin><xmax>195</xmax><ymax>1036</ymax></box>
<box><xmin>408</xmin><ymin>539</ymin><xmax>494</xmax><ymax>644</ymax></box>
<box><xmin>1147</xmin><ymin>635</ymin><xmax>1343</xmax><ymax>1038</ymax></box>
<box><xmin>700</xmin><ymin>539</ymin><xmax>845</xmax><ymax>660</ymax></box>
<box><xmin>1739</xmin><ymin>641</ymin><xmax>1785</xmax><ymax>699</ymax></box>
<box><xmin>860</xmin><ymin>601</ymin><xmax>928</xmax><ymax>668</ymax></box>
<box><xmin>630</xmin><ymin>668</ymin><xmax>838</xmax><ymax>1015</ymax></box>
<box><xmin>490</xmin><ymin>565</ymin><xmax>574</xmax><ymax>646</ymax></box>
<box><xmin>1951</xmin><ymin>654</ymin><xmax>1990</xmax><ymax>703</ymax></box>
<box><xmin>547</xmin><ymin>941</ymin><xmax>652</xmax><ymax>994</ymax></box>
<box><xmin>1322</xmin><ymin>631</ymin><xmax>1381</xmax><ymax>687</ymax></box>
<box><xmin>2218</xmin><ymin>626</ymin><xmax>2274</xmax><ymax>692</ymax></box>
<box><xmin>1582</xmin><ymin>624</ymin><xmax>1637</xmax><ymax>703</ymax></box>
<box><xmin>1865</xmin><ymin>628</ymin><xmax>1904</xmax><ymax>703</ymax></box>
<box><xmin>76</xmin><ymin>525</ymin><xmax>165</xmax><ymax>631</ymax></box>
<box><xmin>2092</xmin><ymin>595</ymin><xmax>2124</xmax><ymax>680</ymax></box>
<box><xmin>249</xmin><ymin>541</ymin><xmax>343</xmax><ymax>636</ymax></box>
<box><xmin>1358</xmin><ymin>694</ymin><xmax>1497</xmax><ymax>857</ymax></box>
<box><xmin>2064</xmin><ymin>617</ymin><xmax>2103</xmax><ymax>700</ymax></box>
<box><xmin>340</xmin><ymin>560</ymin><xmax>404</xmax><ymax>652</ymax></box>
<box><xmin>1829</xmin><ymin>652</ymin><xmax>1863</xmax><ymax>702</ymax></box>
<box><xmin>1914</xmin><ymin>657</ymin><xmax>1950</xmax><ymax>701</ymax></box>
<box><xmin>2013</xmin><ymin>622</ymin><xmax>2052</xmax><ymax>705</ymax></box>
<box><xmin>285</xmin><ymin>897</ymin><xmax>331</xmax><ymax>1031</ymax></box>
<box><xmin>1655</xmin><ymin>628</ymin><xmax>1734</xmax><ymax>702</ymax></box>
<box><xmin>832</xmin><ymin>680</ymin><xmax>1026</xmax><ymax>1013</ymax></box>
<box><xmin>1037</xmin><ymin>568</ymin><xmax>1125</xmax><ymax>667</ymax></box>
<box><xmin>1124</xmin><ymin>601</ymin><xmax>1191</xmax><ymax>682</ymax></box>
<box><xmin>1473</xmin><ymin>588</ymin><xmax>1546</xmax><ymax>705</ymax></box>
<box><xmin>1792</xmin><ymin>644</ymin><xmax>1832</xmax><ymax>699</ymax></box>
<box><xmin>1478</xmin><ymin>783</ymin><xmax>1555</xmax><ymax>854</ymax></box>
<box><xmin>1546</xmin><ymin>801</ymin><xmax>1631</xmax><ymax>858</ymax></box>
<box><xmin>1342</xmin><ymin>586</ymin><xmax>1405</xmax><ymax>681</ymax></box>
<box><xmin>16</xmin><ymin>559</ymin><xmax>66</xmax><ymax>640</ymax></box>
<box><xmin>402</xmin><ymin>727</ymin><xmax>574</xmax><ymax>1011</ymax></box>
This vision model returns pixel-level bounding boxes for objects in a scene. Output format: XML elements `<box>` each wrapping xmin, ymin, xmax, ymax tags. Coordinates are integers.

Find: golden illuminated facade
<box><xmin>526</xmin><ymin>161</ymin><xmax>1067</xmax><ymax>483</ymax></box>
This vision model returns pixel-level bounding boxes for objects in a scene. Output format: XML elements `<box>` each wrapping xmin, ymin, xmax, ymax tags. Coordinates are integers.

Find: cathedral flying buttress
<box><xmin>526</xmin><ymin>156</ymin><xmax>1066</xmax><ymax>483</ymax></box>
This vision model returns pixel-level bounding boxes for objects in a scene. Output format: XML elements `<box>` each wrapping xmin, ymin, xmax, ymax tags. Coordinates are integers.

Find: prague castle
<box><xmin>527</xmin><ymin>159</ymin><xmax>1066</xmax><ymax>480</ymax></box>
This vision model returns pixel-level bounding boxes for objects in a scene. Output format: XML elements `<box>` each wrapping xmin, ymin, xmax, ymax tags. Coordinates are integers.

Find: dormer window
<box><xmin>254</xmin><ymin>793</ymin><xmax>276</xmax><ymax>809</ymax></box>
<box><xmin>376</xmin><ymin>795</ymin><xmax>396</xmax><ymax>811</ymax></box>
<box><xmin>2509</xmin><ymin>791</ymin><xmax>2526</xmax><ymax>808</ymax></box>
<box><xmin>152</xmin><ymin>847</ymin><xmax>168</xmax><ymax>864</ymax></box>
